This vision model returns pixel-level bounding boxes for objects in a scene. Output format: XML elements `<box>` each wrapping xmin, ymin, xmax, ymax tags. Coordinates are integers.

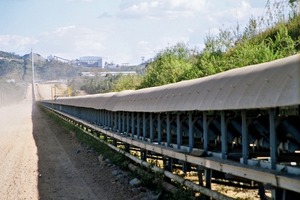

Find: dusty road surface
<box><xmin>0</xmin><ymin>84</ymin><xmax>142</xmax><ymax>200</ymax></box>
<box><xmin>0</xmin><ymin>84</ymin><xmax>38</xmax><ymax>199</ymax></box>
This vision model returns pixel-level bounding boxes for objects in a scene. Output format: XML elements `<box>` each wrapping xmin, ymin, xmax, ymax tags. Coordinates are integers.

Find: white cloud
<box><xmin>36</xmin><ymin>25</ymin><xmax>141</xmax><ymax>64</ymax></box>
<box><xmin>206</xmin><ymin>0</ymin><xmax>265</xmax><ymax>27</ymax></box>
<box><xmin>0</xmin><ymin>35</ymin><xmax>38</xmax><ymax>55</ymax></box>
<box><xmin>37</xmin><ymin>26</ymin><xmax>108</xmax><ymax>59</ymax></box>
<box><xmin>66</xmin><ymin>0</ymin><xmax>94</xmax><ymax>2</ymax></box>
<box><xmin>98</xmin><ymin>12</ymin><xmax>113</xmax><ymax>19</ymax></box>
<box><xmin>43</xmin><ymin>26</ymin><xmax>76</xmax><ymax>37</ymax></box>
<box><xmin>116</xmin><ymin>0</ymin><xmax>265</xmax><ymax>28</ymax></box>
<box><xmin>118</xmin><ymin>0</ymin><xmax>207</xmax><ymax>19</ymax></box>
<box><xmin>133</xmin><ymin>34</ymin><xmax>190</xmax><ymax>62</ymax></box>
<box><xmin>138</xmin><ymin>40</ymin><xmax>149</xmax><ymax>46</ymax></box>
<box><xmin>167</xmin><ymin>0</ymin><xmax>205</xmax><ymax>12</ymax></box>
<box><xmin>136</xmin><ymin>40</ymin><xmax>152</xmax><ymax>59</ymax></box>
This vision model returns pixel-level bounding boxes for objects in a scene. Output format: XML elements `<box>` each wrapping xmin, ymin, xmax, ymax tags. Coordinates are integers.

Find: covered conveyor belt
<box><xmin>40</xmin><ymin>54</ymin><xmax>300</xmax><ymax>200</ymax></box>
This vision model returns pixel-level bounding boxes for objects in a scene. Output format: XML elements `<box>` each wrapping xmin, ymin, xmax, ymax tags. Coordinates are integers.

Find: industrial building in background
<box><xmin>78</xmin><ymin>56</ymin><xmax>103</xmax><ymax>67</ymax></box>
<box><xmin>47</xmin><ymin>55</ymin><xmax>103</xmax><ymax>68</ymax></box>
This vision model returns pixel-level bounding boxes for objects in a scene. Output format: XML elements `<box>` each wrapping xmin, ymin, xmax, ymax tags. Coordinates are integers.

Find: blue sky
<box><xmin>0</xmin><ymin>0</ymin><xmax>270</xmax><ymax>64</ymax></box>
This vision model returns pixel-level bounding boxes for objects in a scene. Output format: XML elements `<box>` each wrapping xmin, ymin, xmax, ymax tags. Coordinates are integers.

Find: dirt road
<box><xmin>0</xmin><ymin>84</ymin><xmax>140</xmax><ymax>200</ymax></box>
<box><xmin>0</xmin><ymin>85</ymin><xmax>38</xmax><ymax>199</ymax></box>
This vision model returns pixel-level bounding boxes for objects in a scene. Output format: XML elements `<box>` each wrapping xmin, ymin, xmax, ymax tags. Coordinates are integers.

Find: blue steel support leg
<box><xmin>177</xmin><ymin>113</ymin><xmax>181</xmax><ymax>150</ymax></box>
<box><xmin>113</xmin><ymin>136</ymin><xmax>117</xmax><ymax>146</ymax></box>
<box><xmin>101</xmin><ymin>110</ymin><xmax>105</xmax><ymax>127</ymax></box>
<box><xmin>203</xmin><ymin>112</ymin><xmax>208</xmax><ymax>152</ymax></box>
<box><xmin>221</xmin><ymin>111</ymin><xmax>227</xmax><ymax>159</ymax></box>
<box><xmin>105</xmin><ymin>110</ymin><xmax>107</xmax><ymax>127</ymax></box>
<box><xmin>114</xmin><ymin>112</ymin><xmax>117</xmax><ymax>131</ymax></box>
<box><xmin>83</xmin><ymin>108</ymin><xmax>86</xmax><ymax>121</ymax></box>
<box><xmin>91</xmin><ymin>109</ymin><xmax>94</xmax><ymax>123</ymax></box>
<box><xmin>115</xmin><ymin>112</ymin><xmax>118</xmax><ymax>132</ymax></box>
<box><xmin>150</xmin><ymin>113</ymin><xmax>153</xmax><ymax>142</ymax></box>
<box><xmin>95</xmin><ymin>110</ymin><xmax>98</xmax><ymax>125</ymax></box>
<box><xmin>112</xmin><ymin>111</ymin><xmax>115</xmax><ymax>130</ymax></box>
<box><xmin>90</xmin><ymin>109</ymin><xmax>93</xmax><ymax>123</ymax></box>
<box><xmin>91</xmin><ymin>109</ymin><xmax>97</xmax><ymax>124</ymax></box>
<box><xmin>99</xmin><ymin>110</ymin><xmax>102</xmax><ymax>126</ymax></box>
<box><xmin>203</xmin><ymin>168</ymin><xmax>212</xmax><ymax>200</ymax></box>
<box><xmin>269</xmin><ymin>109</ymin><xmax>277</xmax><ymax>169</ymax></box>
<box><xmin>258</xmin><ymin>183</ymin><xmax>266</xmax><ymax>200</ymax></box>
<box><xmin>198</xmin><ymin>112</ymin><xmax>208</xmax><ymax>194</ymax></box>
<box><xmin>112</xmin><ymin>112</ymin><xmax>115</xmax><ymax>130</ymax></box>
<box><xmin>203</xmin><ymin>112</ymin><xmax>211</xmax><ymax>200</ymax></box>
<box><xmin>242</xmin><ymin>110</ymin><xmax>248</xmax><ymax>164</ymax></box>
<box><xmin>125</xmin><ymin>113</ymin><xmax>130</xmax><ymax>152</ymax></box>
<box><xmin>118</xmin><ymin>112</ymin><xmax>121</xmax><ymax>133</ymax></box>
<box><xmin>111</xmin><ymin>112</ymin><xmax>113</xmax><ymax>130</ymax></box>
<box><xmin>269</xmin><ymin>109</ymin><xmax>282</xmax><ymax>200</ymax></box>
<box><xmin>137</xmin><ymin>112</ymin><xmax>141</xmax><ymax>139</ymax></box>
<box><xmin>205</xmin><ymin>169</ymin><xmax>212</xmax><ymax>189</ymax></box>
<box><xmin>101</xmin><ymin>110</ymin><xmax>103</xmax><ymax>126</ymax></box>
<box><xmin>197</xmin><ymin>166</ymin><xmax>204</xmax><ymax>186</ymax></box>
<box><xmin>95</xmin><ymin>110</ymin><xmax>99</xmax><ymax>125</ymax></box>
<box><xmin>143</xmin><ymin>112</ymin><xmax>146</xmax><ymax>140</ymax></box>
<box><xmin>122</xmin><ymin>112</ymin><xmax>125</xmax><ymax>134</ymax></box>
<box><xmin>108</xmin><ymin>111</ymin><xmax>111</xmax><ymax>128</ymax></box>
<box><xmin>189</xmin><ymin>112</ymin><xmax>194</xmax><ymax>152</ymax></box>
<box><xmin>105</xmin><ymin>111</ymin><xmax>108</xmax><ymax>127</ymax></box>
<box><xmin>127</xmin><ymin>112</ymin><xmax>130</xmax><ymax>135</ymax></box>
<box><xmin>113</xmin><ymin>113</ymin><xmax>118</xmax><ymax>146</ymax></box>
<box><xmin>106</xmin><ymin>110</ymin><xmax>109</xmax><ymax>127</ymax></box>
<box><xmin>98</xmin><ymin>110</ymin><xmax>101</xmax><ymax>126</ymax></box>
<box><xmin>84</xmin><ymin>108</ymin><xmax>90</xmax><ymax>121</ymax></box>
<box><xmin>131</xmin><ymin>112</ymin><xmax>135</xmax><ymax>138</ymax></box>
<box><xmin>167</xmin><ymin>113</ymin><xmax>171</xmax><ymax>147</ymax></box>
<box><xmin>110</xmin><ymin>111</ymin><xmax>113</xmax><ymax>129</ymax></box>
<box><xmin>141</xmin><ymin>149</ymin><xmax>147</xmax><ymax>161</ymax></box>
<box><xmin>93</xmin><ymin>109</ymin><xmax>97</xmax><ymax>124</ymax></box>
<box><xmin>158</xmin><ymin>113</ymin><xmax>162</xmax><ymax>145</ymax></box>
<box><xmin>87</xmin><ymin>109</ymin><xmax>89</xmax><ymax>122</ymax></box>
<box><xmin>88</xmin><ymin>109</ymin><xmax>91</xmax><ymax>123</ymax></box>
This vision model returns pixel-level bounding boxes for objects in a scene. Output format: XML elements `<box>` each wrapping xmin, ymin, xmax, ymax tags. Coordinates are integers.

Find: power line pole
<box><xmin>31</xmin><ymin>49</ymin><xmax>35</xmax><ymax>83</ymax></box>
<box><xmin>31</xmin><ymin>49</ymin><xmax>35</xmax><ymax>101</ymax></box>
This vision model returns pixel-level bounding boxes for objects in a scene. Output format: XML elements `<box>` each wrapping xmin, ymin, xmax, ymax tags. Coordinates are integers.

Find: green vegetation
<box><xmin>35</xmin><ymin>60</ymin><xmax>80</xmax><ymax>81</ymax></box>
<box><xmin>112</xmin><ymin>74</ymin><xmax>142</xmax><ymax>91</ymax></box>
<box><xmin>0</xmin><ymin>51</ymin><xmax>24</xmax><ymax>78</ymax></box>
<box><xmin>80</xmin><ymin>75</ymin><xmax>116</xmax><ymax>94</ymax></box>
<box><xmin>139</xmin><ymin>43</ymin><xmax>194</xmax><ymax>88</ymax></box>
<box><xmin>108</xmin><ymin>0</ymin><xmax>300</xmax><ymax>91</ymax></box>
<box><xmin>0</xmin><ymin>51</ymin><xmax>29</xmax><ymax>105</ymax></box>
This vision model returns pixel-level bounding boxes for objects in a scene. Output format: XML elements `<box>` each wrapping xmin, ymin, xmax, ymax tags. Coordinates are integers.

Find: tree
<box><xmin>112</xmin><ymin>74</ymin><xmax>142</xmax><ymax>92</ymax></box>
<box><xmin>139</xmin><ymin>43</ymin><xmax>194</xmax><ymax>88</ymax></box>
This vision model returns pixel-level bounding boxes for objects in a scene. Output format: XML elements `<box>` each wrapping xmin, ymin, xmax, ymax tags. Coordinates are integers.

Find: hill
<box><xmin>135</xmin><ymin>2</ymin><xmax>300</xmax><ymax>89</ymax></box>
<box><xmin>0</xmin><ymin>51</ymin><xmax>22</xmax><ymax>60</ymax></box>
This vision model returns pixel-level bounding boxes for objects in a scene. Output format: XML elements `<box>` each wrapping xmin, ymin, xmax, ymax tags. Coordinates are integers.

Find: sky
<box><xmin>0</xmin><ymin>0</ymin><xmax>270</xmax><ymax>65</ymax></box>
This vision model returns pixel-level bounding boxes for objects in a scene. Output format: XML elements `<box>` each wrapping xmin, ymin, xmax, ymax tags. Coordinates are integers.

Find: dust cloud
<box><xmin>0</xmin><ymin>84</ymin><xmax>39</xmax><ymax>199</ymax></box>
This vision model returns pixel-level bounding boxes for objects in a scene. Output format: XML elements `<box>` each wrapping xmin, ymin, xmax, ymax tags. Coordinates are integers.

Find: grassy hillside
<box><xmin>0</xmin><ymin>52</ymin><xmax>29</xmax><ymax>105</ymax></box>
<box><xmin>110</xmin><ymin>0</ymin><xmax>300</xmax><ymax>91</ymax></box>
